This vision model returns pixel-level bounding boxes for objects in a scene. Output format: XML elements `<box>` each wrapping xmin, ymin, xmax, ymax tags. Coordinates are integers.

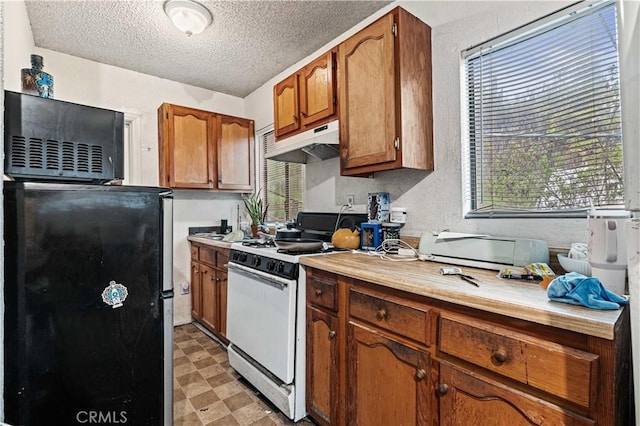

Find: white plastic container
<box><xmin>588</xmin><ymin>209</ymin><xmax>630</xmax><ymax>295</ymax></box>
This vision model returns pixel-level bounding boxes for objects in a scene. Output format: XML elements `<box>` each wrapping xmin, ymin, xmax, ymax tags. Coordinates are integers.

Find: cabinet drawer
<box><xmin>200</xmin><ymin>247</ymin><xmax>217</xmax><ymax>266</ymax></box>
<box><xmin>349</xmin><ymin>287</ymin><xmax>431</xmax><ymax>347</ymax></box>
<box><xmin>439</xmin><ymin>313</ymin><xmax>598</xmax><ymax>408</ymax></box>
<box><xmin>191</xmin><ymin>245</ymin><xmax>199</xmax><ymax>260</ymax></box>
<box><xmin>307</xmin><ymin>274</ymin><xmax>338</xmax><ymax>311</ymax></box>
<box><xmin>217</xmin><ymin>250</ymin><xmax>229</xmax><ymax>268</ymax></box>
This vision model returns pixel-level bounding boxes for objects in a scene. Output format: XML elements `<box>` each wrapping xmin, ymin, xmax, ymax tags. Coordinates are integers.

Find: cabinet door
<box><xmin>217</xmin><ymin>115</ymin><xmax>254</xmax><ymax>191</ymax></box>
<box><xmin>300</xmin><ymin>51</ymin><xmax>336</xmax><ymax>127</ymax></box>
<box><xmin>306</xmin><ymin>306</ymin><xmax>339</xmax><ymax>426</ymax></box>
<box><xmin>439</xmin><ymin>363</ymin><xmax>594</xmax><ymax>426</ymax></box>
<box><xmin>274</xmin><ymin>73</ymin><xmax>300</xmax><ymax>138</ymax></box>
<box><xmin>190</xmin><ymin>261</ymin><xmax>202</xmax><ymax>320</ymax></box>
<box><xmin>200</xmin><ymin>264</ymin><xmax>217</xmax><ymax>333</ymax></box>
<box><xmin>346</xmin><ymin>322</ymin><xmax>431</xmax><ymax>425</ymax></box>
<box><xmin>160</xmin><ymin>104</ymin><xmax>215</xmax><ymax>188</ymax></box>
<box><xmin>217</xmin><ymin>270</ymin><xmax>228</xmax><ymax>339</ymax></box>
<box><xmin>338</xmin><ymin>14</ymin><xmax>397</xmax><ymax>171</ymax></box>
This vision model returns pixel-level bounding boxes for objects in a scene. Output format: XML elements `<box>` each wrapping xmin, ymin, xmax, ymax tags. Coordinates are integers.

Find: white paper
<box><xmin>435</xmin><ymin>231</ymin><xmax>489</xmax><ymax>241</ymax></box>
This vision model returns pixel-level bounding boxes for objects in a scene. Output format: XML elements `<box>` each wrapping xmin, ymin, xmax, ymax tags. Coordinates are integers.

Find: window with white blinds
<box><xmin>463</xmin><ymin>1</ymin><xmax>623</xmax><ymax>218</ymax></box>
<box><xmin>261</xmin><ymin>130</ymin><xmax>305</xmax><ymax>222</ymax></box>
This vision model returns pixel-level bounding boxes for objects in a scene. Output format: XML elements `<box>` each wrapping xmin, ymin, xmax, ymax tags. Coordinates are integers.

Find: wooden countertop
<box><xmin>187</xmin><ymin>236</ymin><xmax>234</xmax><ymax>250</ymax></box>
<box><xmin>300</xmin><ymin>251</ymin><xmax>624</xmax><ymax>340</ymax></box>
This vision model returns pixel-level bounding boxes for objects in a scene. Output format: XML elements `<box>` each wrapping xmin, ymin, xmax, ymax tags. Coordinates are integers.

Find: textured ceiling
<box><xmin>24</xmin><ymin>0</ymin><xmax>392</xmax><ymax>98</ymax></box>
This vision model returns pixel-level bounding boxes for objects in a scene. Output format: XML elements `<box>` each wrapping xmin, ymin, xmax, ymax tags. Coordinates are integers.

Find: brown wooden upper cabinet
<box><xmin>217</xmin><ymin>115</ymin><xmax>254</xmax><ymax>191</ymax></box>
<box><xmin>158</xmin><ymin>103</ymin><xmax>254</xmax><ymax>191</ymax></box>
<box><xmin>338</xmin><ymin>7</ymin><xmax>433</xmax><ymax>176</ymax></box>
<box><xmin>273</xmin><ymin>50</ymin><xmax>337</xmax><ymax>140</ymax></box>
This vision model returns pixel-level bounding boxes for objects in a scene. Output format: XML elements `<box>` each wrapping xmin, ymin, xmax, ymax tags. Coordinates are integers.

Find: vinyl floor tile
<box><xmin>174</xmin><ymin>324</ymin><xmax>315</xmax><ymax>426</ymax></box>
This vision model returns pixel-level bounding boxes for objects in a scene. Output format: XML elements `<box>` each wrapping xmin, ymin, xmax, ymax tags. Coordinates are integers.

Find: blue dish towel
<box><xmin>547</xmin><ymin>272</ymin><xmax>628</xmax><ymax>310</ymax></box>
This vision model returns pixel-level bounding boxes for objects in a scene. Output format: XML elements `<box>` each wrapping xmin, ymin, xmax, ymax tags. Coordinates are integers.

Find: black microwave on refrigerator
<box><xmin>4</xmin><ymin>90</ymin><xmax>124</xmax><ymax>184</ymax></box>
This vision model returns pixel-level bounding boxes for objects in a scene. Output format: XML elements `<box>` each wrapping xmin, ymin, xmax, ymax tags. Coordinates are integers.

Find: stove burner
<box><xmin>276</xmin><ymin>248</ymin><xmax>322</xmax><ymax>255</ymax></box>
<box><xmin>276</xmin><ymin>247</ymin><xmax>348</xmax><ymax>256</ymax></box>
<box><xmin>242</xmin><ymin>239</ymin><xmax>275</xmax><ymax>248</ymax></box>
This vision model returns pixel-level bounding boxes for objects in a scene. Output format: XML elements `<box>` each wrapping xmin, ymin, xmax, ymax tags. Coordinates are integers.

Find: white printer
<box><xmin>418</xmin><ymin>231</ymin><xmax>549</xmax><ymax>271</ymax></box>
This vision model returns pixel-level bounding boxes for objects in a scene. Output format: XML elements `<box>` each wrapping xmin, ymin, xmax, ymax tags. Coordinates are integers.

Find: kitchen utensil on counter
<box><xmin>332</xmin><ymin>228</ymin><xmax>360</xmax><ymax>249</ymax></box>
<box><xmin>588</xmin><ymin>208</ymin><xmax>630</xmax><ymax>294</ymax></box>
<box><xmin>439</xmin><ymin>267</ymin><xmax>479</xmax><ymax>287</ymax></box>
<box><xmin>273</xmin><ymin>238</ymin><xmax>324</xmax><ymax>252</ymax></box>
<box><xmin>276</xmin><ymin>223</ymin><xmax>302</xmax><ymax>239</ymax></box>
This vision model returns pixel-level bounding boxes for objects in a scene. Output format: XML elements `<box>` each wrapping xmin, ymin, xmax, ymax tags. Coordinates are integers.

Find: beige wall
<box><xmin>245</xmin><ymin>1</ymin><xmax>593</xmax><ymax>248</ymax></box>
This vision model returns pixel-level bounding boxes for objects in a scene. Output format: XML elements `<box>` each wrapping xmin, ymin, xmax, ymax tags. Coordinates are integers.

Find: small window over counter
<box><xmin>260</xmin><ymin>128</ymin><xmax>305</xmax><ymax>222</ymax></box>
<box><xmin>463</xmin><ymin>1</ymin><xmax>623</xmax><ymax>218</ymax></box>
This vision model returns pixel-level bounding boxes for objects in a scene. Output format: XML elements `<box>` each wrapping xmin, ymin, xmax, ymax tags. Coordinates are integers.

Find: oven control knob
<box><xmin>252</xmin><ymin>256</ymin><xmax>261</xmax><ymax>266</ymax></box>
<box><xmin>267</xmin><ymin>260</ymin><xmax>276</xmax><ymax>271</ymax></box>
<box><xmin>277</xmin><ymin>262</ymin><xmax>285</xmax><ymax>273</ymax></box>
<box><xmin>239</xmin><ymin>253</ymin><xmax>248</xmax><ymax>262</ymax></box>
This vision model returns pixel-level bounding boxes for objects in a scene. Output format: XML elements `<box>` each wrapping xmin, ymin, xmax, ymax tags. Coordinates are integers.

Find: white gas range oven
<box><xmin>225</xmin><ymin>212</ymin><xmax>366</xmax><ymax>421</ymax></box>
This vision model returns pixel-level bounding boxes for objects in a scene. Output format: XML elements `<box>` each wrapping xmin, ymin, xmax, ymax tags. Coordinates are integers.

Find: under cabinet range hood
<box><xmin>266</xmin><ymin>120</ymin><xmax>339</xmax><ymax>163</ymax></box>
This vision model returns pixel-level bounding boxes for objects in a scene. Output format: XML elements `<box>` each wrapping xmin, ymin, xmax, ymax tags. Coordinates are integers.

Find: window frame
<box><xmin>256</xmin><ymin>125</ymin><xmax>305</xmax><ymax>223</ymax></box>
<box><xmin>461</xmin><ymin>0</ymin><xmax>623</xmax><ymax>219</ymax></box>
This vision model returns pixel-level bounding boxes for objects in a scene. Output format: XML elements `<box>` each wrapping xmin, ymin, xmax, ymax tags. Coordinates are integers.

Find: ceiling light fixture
<box><xmin>164</xmin><ymin>0</ymin><xmax>213</xmax><ymax>37</ymax></box>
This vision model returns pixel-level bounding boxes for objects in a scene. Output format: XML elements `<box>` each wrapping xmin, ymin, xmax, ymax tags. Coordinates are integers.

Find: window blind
<box><xmin>464</xmin><ymin>1</ymin><xmax>622</xmax><ymax>217</ymax></box>
<box><xmin>261</xmin><ymin>130</ymin><xmax>305</xmax><ymax>222</ymax></box>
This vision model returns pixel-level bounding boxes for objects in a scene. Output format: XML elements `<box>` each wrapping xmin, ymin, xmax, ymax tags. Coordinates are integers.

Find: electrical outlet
<box><xmin>346</xmin><ymin>194</ymin><xmax>354</xmax><ymax>210</ymax></box>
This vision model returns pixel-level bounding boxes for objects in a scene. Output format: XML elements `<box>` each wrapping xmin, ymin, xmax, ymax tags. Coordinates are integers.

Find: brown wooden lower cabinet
<box><xmin>200</xmin><ymin>263</ymin><xmax>217</xmax><ymax>332</ymax></box>
<box><xmin>190</xmin><ymin>260</ymin><xmax>202</xmax><ymax>320</ymax></box>
<box><xmin>304</xmin><ymin>267</ymin><xmax>630</xmax><ymax>426</ymax></box>
<box><xmin>439</xmin><ymin>363</ymin><xmax>594</xmax><ymax>426</ymax></box>
<box><xmin>190</xmin><ymin>242</ymin><xmax>229</xmax><ymax>343</ymax></box>
<box><xmin>306</xmin><ymin>306</ymin><xmax>339</xmax><ymax>426</ymax></box>
<box><xmin>346</xmin><ymin>322</ymin><xmax>431</xmax><ymax>426</ymax></box>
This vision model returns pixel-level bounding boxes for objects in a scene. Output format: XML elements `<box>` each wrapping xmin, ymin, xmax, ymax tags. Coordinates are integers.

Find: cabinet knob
<box><xmin>328</xmin><ymin>330</ymin><xmax>336</xmax><ymax>339</ymax></box>
<box><xmin>376</xmin><ymin>308</ymin><xmax>387</xmax><ymax>321</ymax></box>
<box><xmin>293</xmin><ymin>115</ymin><xmax>298</xmax><ymax>121</ymax></box>
<box><xmin>315</xmin><ymin>288</ymin><xmax>323</xmax><ymax>296</ymax></box>
<box><xmin>437</xmin><ymin>383</ymin><xmax>449</xmax><ymax>396</ymax></box>
<box><xmin>301</xmin><ymin>111</ymin><xmax>307</xmax><ymax>117</ymax></box>
<box><xmin>414</xmin><ymin>369</ymin><xmax>426</xmax><ymax>381</ymax></box>
<box><xmin>203</xmin><ymin>270</ymin><xmax>208</xmax><ymax>274</ymax></box>
<box><xmin>491</xmin><ymin>350</ymin><xmax>508</xmax><ymax>364</ymax></box>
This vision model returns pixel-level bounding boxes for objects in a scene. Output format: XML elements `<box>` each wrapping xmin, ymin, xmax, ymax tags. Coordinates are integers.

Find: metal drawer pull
<box><xmin>328</xmin><ymin>330</ymin><xmax>336</xmax><ymax>339</ymax></box>
<box><xmin>437</xmin><ymin>383</ymin><xmax>449</xmax><ymax>395</ymax></box>
<box><xmin>315</xmin><ymin>288</ymin><xmax>323</xmax><ymax>296</ymax></box>
<box><xmin>491</xmin><ymin>350</ymin><xmax>508</xmax><ymax>364</ymax></box>
<box><xmin>414</xmin><ymin>369</ymin><xmax>426</xmax><ymax>381</ymax></box>
<box><xmin>376</xmin><ymin>308</ymin><xmax>387</xmax><ymax>321</ymax></box>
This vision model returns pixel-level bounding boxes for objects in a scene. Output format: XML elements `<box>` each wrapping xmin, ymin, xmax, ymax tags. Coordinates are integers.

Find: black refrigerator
<box><xmin>3</xmin><ymin>181</ymin><xmax>174</xmax><ymax>425</ymax></box>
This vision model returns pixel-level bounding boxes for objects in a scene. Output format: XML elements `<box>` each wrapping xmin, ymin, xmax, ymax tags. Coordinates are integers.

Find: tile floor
<box><xmin>173</xmin><ymin>323</ymin><xmax>316</xmax><ymax>426</ymax></box>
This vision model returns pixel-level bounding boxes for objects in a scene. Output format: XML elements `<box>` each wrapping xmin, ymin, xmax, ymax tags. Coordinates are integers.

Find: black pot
<box><xmin>276</xmin><ymin>223</ymin><xmax>302</xmax><ymax>239</ymax></box>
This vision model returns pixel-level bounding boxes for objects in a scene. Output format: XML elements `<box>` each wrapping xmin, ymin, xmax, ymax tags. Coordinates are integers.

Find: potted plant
<box><xmin>242</xmin><ymin>191</ymin><xmax>268</xmax><ymax>237</ymax></box>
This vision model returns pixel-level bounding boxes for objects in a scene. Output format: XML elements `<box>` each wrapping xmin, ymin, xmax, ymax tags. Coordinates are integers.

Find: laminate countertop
<box><xmin>187</xmin><ymin>236</ymin><xmax>234</xmax><ymax>250</ymax></box>
<box><xmin>300</xmin><ymin>251</ymin><xmax>626</xmax><ymax>340</ymax></box>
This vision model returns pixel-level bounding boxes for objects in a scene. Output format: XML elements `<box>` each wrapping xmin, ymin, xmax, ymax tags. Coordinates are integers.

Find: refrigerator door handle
<box><xmin>162</xmin><ymin>196</ymin><xmax>174</xmax><ymax>293</ymax></box>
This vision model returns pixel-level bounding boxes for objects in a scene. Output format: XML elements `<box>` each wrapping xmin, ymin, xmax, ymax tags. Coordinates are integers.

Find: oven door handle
<box><xmin>226</xmin><ymin>262</ymin><xmax>292</xmax><ymax>289</ymax></box>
